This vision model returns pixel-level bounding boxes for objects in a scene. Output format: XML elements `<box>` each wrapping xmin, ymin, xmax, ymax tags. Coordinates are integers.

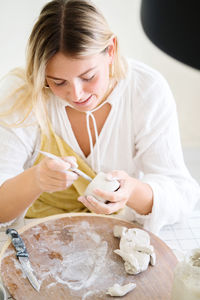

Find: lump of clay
<box><xmin>114</xmin><ymin>249</ymin><xmax>150</xmax><ymax>274</ymax></box>
<box><xmin>119</xmin><ymin>228</ymin><xmax>154</xmax><ymax>255</ymax></box>
<box><xmin>84</xmin><ymin>172</ymin><xmax>120</xmax><ymax>202</ymax></box>
<box><xmin>113</xmin><ymin>225</ymin><xmax>127</xmax><ymax>238</ymax></box>
<box><xmin>106</xmin><ymin>282</ymin><xmax>136</xmax><ymax>297</ymax></box>
<box><xmin>113</xmin><ymin>226</ymin><xmax>156</xmax><ymax>275</ymax></box>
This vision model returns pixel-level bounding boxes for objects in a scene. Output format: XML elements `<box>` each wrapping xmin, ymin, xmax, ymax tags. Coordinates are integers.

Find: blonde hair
<box><xmin>0</xmin><ymin>0</ymin><xmax>127</xmax><ymax>134</ymax></box>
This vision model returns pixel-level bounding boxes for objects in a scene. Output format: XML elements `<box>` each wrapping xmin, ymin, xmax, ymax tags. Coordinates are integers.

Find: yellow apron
<box><xmin>26</xmin><ymin>126</ymin><xmax>96</xmax><ymax>218</ymax></box>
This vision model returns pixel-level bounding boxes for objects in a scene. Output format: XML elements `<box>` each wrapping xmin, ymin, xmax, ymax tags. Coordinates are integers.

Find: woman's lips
<box><xmin>74</xmin><ymin>95</ymin><xmax>94</xmax><ymax>106</ymax></box>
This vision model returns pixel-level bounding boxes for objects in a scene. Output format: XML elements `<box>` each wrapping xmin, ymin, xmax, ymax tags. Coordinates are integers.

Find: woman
<box><xmin>0</xmin><ymin>0</ymin><xmax>199</xmax><ymax>233</ymax></box>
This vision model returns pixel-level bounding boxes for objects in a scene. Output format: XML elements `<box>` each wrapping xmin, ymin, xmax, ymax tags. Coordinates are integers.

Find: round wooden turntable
<box><xmin>0</xmin><ymin>213</ymin><xmax>177</xmax><ymax>299</ymax></box>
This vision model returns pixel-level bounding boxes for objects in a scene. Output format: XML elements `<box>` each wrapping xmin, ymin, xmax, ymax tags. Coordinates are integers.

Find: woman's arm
<box><xmin>126</xmin><ymin>177</ymin><xmax>153</xmax><ymax>215</ymax></box>
<box><xmin>0</xmin><ymin>166</ymin><xmax>42</xmax><ymax>222</ymax></box>
<box><xmin>0</xmin><ymin>157</ymin><xmax>79</xmax><ymax>223</ymax></box>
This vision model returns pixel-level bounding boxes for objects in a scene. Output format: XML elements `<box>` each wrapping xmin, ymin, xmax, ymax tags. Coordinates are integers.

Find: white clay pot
<box><xmin>171</xmin><ymin>248</ymin><xmax>200</xmax><ymax>300</ymax></box>
<box><xmin>84</xmin><ymin>172</ymin><xmax>120</xmax><ymax>203</ymax></box>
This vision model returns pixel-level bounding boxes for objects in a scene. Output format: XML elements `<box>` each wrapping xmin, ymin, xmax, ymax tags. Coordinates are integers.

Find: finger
<box><xmin>39</xmin><ymin>176</ymin><xmax>73</xmax><ymax>191</ymax></box>
<box><xmin>92</xmin><ymin>188</ymin><xmax>126</xmax><ymax>203</ymax></box>
<box><xmin>87</xmin><ymin>196</ymin><xmax>125</xmax><ymax>214</ymax></box>
<box><xmin>42</xmin><ymin>176</ymin><xmax>75</xmax><ymax>191</ymax></box>
<box><xmin>42</xmin><ymin>158</ymin><xmax>78</xmax><ymax>180</ymax></box>
<box><xmin>106</xmin><ymin>170</ymin><xmax>123</xmax><ymax>179</ymax></box>
<box><xmin>39</xmin><ymin>181</ymin><xmax>68</xmax><ymax>192</ymax></box>
<box><xmin>61</xmin><ymin>170</ymin><xmax>79</xmax><ymax>181</ymax></box>
<box><xmin>41</xmin><ymin>165</ymin><xmax>79</xmax><ymax>182</ymax></box>
<box><xmin>106</xmin><ymin>170</ymin><xmax>128</xmax><ymax>183</ymax></box>
<box><xmin>78</xmin><ymin>196</ymin><xmax>105</xmax><ymax>214</ymax></box>
<box><xmin>38</xmin><ymin>165</ymin><xmax>78</xmax><ymax>189</ymax></box>
<box><xmin>106</xmin><ymin>201</ymin><xmax>125</xmax><ymax>213</ymax></box>
<box><xmin>46</xmin><ymin>158</ymin><xmax>71</xmax><ymax>172</ymax></box>
<box><xmin>79</xmin><ymin>195</ymin><xmax>123</xmax><ymax>215</ymax></box>
<box><xmin>106</xmin><ymin>174</ymin><xmax>121</xmax><ymax>181</ymax></box>
<box><xmin>62</xmin><ymin>156</ymin><xmax>78</xmax><ymax>168</ymax></box>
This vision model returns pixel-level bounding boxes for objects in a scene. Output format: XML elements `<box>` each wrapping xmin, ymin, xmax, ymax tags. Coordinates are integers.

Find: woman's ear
<box><xmin>107</xmin><ymin>36</ymin><xmax>116</xmax><ymax>63</ymax></box>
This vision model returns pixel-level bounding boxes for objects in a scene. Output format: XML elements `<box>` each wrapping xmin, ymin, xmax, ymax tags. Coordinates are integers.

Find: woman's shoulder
<box><xmin>126</xmin><ymin>58</ymin><xmax>166</xmax><ymax>84</ymax></box>
<box><xmin>124</xmin><ymin>58</ymin><xmax>175</xmax><ymax>112</ymax></box>
<box><xmin>126</xmin><ymin>58</ymin><xmax>172</xmax><ymax>100</ymax></box>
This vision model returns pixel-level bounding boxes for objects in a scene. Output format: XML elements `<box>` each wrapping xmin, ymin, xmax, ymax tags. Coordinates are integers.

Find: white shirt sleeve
<box><xmin>125</xmin><ymin>70</ymin><xmax>200</xmax><ymax>234</ymax></box>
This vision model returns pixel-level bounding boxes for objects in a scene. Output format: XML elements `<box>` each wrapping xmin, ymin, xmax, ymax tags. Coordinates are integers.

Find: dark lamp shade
<box><xmin>140</xmin><ymin>0</ymin><xmax>200</xmax><ymax>70</ymax></box>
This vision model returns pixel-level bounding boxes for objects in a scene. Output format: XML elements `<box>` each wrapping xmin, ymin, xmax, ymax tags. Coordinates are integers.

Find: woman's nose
<box><xmin>70</xmin><ymin>81</ymin><xmax>83</xmax><ymax>102</ymax></box>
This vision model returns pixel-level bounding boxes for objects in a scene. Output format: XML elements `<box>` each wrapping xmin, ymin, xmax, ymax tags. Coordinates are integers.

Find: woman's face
<box><xmin>45</xmin><ymin>48</ymin><xmax>114</xmax><ymax>112</ymax></box>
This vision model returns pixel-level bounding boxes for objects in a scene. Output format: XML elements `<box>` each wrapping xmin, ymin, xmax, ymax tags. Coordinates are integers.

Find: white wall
<box><xmin>0</xmin><ymin>0</ymin><xmax>199</xmax><ymax>149</ymax></box>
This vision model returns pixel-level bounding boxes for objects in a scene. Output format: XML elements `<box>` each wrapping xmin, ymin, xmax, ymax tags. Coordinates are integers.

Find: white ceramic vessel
<box><xmin>84</xmin><ymin>172</ymin><xmax>120</xmax><ymax>202</ymax></box>
<box><xmin>171</xmin><ymin>248</ymin><xmax>200</xmax><ymax>300</ymax></box>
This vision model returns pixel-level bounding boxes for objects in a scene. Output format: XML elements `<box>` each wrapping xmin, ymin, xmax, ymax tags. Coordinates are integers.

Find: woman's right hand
<box><xmin>34</xmin><ymin>156</ymin><xmax>79</xmax><ymax>193</ymax></box>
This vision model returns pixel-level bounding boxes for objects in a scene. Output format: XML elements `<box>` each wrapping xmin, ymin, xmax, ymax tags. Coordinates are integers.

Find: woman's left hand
<box><xmin>78</xmin><ymin>170</ymin><xmax>137</xmax><ymax>214</ymax></box>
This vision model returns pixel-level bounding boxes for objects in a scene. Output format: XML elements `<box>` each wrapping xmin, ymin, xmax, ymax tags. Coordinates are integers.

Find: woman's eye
<box><xmin>82</xmin><ymin>75</ymin><xmax>95</xmax><ymax>82</ymax></box>
<box><xmin>53</xmin><ymin>80</ymin><xmax>66</xmax><ymax>86</ymax></box>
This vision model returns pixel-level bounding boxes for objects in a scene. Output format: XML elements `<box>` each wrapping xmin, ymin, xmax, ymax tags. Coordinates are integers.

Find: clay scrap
<box><xmin>106</xmin><ymin>282</ymin><xmax>136</xmax><ymax>297</ymax></box>
<box><xmin>113</xmin><ymin>225</ymin><xmax>156</xmax><ymax>275</ymax></box>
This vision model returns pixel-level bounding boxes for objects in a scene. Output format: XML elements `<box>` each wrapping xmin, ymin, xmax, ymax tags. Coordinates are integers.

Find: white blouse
<box><xmin>0</xmin><ymin>58</ymin><xmax>199</xmax><ymax>233</ymax></box>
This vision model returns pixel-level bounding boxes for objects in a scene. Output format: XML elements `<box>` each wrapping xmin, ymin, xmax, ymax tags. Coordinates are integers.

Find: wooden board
<box><xmin>0</xmin><ymin>213</ymin><xmax>177</xmax><ymax>300</ymax></box>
